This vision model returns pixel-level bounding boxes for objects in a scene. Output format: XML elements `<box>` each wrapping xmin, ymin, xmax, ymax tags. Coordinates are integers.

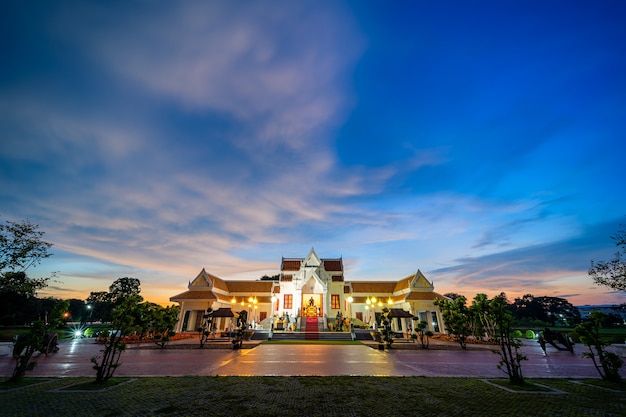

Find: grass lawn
<box><xmin>1</xmin><ymin>376</ymin><xmax>624</xmax><ymax>417</ymax></box>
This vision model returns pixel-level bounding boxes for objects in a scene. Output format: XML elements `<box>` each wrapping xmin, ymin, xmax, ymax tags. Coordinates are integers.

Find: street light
<box><xmin>86</xmin><ymin>305</ymin><xmax>93</xmax><ymax>323</ymax></box>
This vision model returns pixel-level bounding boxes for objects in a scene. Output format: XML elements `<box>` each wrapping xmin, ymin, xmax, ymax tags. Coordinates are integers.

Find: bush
<box><xmin>511</xmin><ymin>330</ymin><xmax>523</xmax><ymax>338</ymax></box>
<box><xmin>525</xmin><ymin>330</ymin><xmax>536</xmax><ymax>339</ymax></box>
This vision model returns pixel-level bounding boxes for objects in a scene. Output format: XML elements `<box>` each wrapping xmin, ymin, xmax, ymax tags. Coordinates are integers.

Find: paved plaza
<box><xmin>2</xmin><ymin>337</ymin><xmax>621</xmax><ymax>379</ymax></box>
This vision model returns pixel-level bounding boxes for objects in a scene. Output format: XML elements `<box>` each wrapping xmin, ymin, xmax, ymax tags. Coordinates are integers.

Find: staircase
<box><xmin>269</xmin><ymin>317</ymin><xmax>353</xmax><ymax>341</ymax></box>
<box><xmin>305</xmin><ymin>317</ymin><xmax>319</xmax><ymax>340</ymax></box>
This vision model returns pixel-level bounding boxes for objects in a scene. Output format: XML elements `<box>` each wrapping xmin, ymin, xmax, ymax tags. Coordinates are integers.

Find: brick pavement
<box><xmin>1</xmin><ymin>337</ymin><xmax>623</xmax><ymax>379</ymax></box>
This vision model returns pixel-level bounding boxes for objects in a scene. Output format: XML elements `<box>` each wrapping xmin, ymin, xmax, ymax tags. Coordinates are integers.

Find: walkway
<box><xmin>1</xmin><ymin>337</ymin><xmax>622</xmax><ymax>379</ymax></box>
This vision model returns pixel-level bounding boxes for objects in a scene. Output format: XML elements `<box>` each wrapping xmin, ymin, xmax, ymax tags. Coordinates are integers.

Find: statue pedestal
<box><xmin>304</xmin><ymin>305</ymin><xmax>318</xmax><ymax>317</ymax></box>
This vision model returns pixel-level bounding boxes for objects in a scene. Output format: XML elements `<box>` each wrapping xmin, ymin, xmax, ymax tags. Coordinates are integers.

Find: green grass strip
<box><xmin>1</xmin><ymin>376</ymin><xmax>625</xmax><ymax>417</ymax></box>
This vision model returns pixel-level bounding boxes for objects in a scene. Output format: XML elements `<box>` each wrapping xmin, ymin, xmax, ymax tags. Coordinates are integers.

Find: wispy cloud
<box><xmin>2</xmin><ymin>1</ymin><xmax>625</xmax><ymax>307</ymax></box>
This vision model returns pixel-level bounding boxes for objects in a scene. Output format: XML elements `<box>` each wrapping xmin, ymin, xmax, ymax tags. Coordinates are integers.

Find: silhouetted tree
<box><xmin>91</xmin><ymin>295</ymin><xmax>142</xmax><ymax>383</ymax></box>
<box><xmin>260</xmin><ymin>274</ymin><xmax>280</xmax><ymax>281</ymax></box>
<box><xmin>490</xmin><ymin>293</ymin><xmax>527</xmax><ymax>385</ymax></box>
<box><xmin>0</xmin><ymin>219</ymin><xmax>52</xmax><ymax>273</ymax></box>
<box><xmin>574</xmin><ymin>311</ymin><xmax>624</xmax><ymax>382</ymax></box>
<box><xmin>443</xmin><ymin>292</ymin><xmax>463</xmax><ymax>300</ymax></box>
<box><xmin>512</xmin><ymin>294</ymin><xmax>581</xmax><ymax>326</ymax></box>
<box><xmin>0</xmin><ymin>219</ymin><xmax>53</xmax><ymax>325</ymax></box>
<box><xmin>109</xmin><ymin>277</ymin><xmax>143</xmax><ymax>305</ymax></box>
<box><xmin>589</xmin><ymin>225</ymin><xmax>626</xmax><ymax>292</ymax></box>
<box><xmin>86</xmin><ymin>291</ymin><xmax>113</xmax><ymax>322</ymax></box>
<box><xmin>512</xmin><ymin>294</ymin><xmax>546</xmax><ymax>322</ymax></box>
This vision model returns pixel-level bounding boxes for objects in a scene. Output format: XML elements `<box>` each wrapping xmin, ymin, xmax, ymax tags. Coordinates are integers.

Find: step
<box><xmin>270</xmin><ymin>332</ymin><xmax>353</xmax><ymax>341</ymax></box>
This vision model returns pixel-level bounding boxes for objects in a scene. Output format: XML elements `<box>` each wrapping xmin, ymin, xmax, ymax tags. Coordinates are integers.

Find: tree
<box><xmin>67</xmin><ymin>298</ymin><xmax>88</xmax><ymax>322</ymax></box>
<box><xmin>0</xmin><ymin>271</ymin><xmax>49</xmax><ymax>298</ymax></box>
<box><xmin>91</xmin><ymin>295</ymin><xmax>142</xmax><ymax>383</ymax></box>
<box><xmin>512</xmin><ymin>294</ymin><xmax>546</xmax><ymax>323</ymax></box>
<box><xmin>86</xmin><ymin>277</ymin><xmax>142</xmax><ymax>323</ymax></box>
<box><xmin>0</xmin><ymin>219</ymin><xmax>53</xmax><ymax>273</ymax></box>
<box><xmin>109</xmin><ymin>277</ymin><xmax>143</xmax><ymax>305</ymax></box>
<box><xmin>260</xmin><ymin>274</ymin><xmax>280</xmax><ymax>281</ymax></box>
<box><xmin>86</xmin><ymin>291</ymin><xmax>113</xmax><ymax>322</ymax></box>
<box><xmin>198</xmin><ymin>307</ymin><xmax>214</xmax><ymax>348</ymax></box>
<box><xmin>589</xmin><ymin>226</ymin><xmax>626</xmax><ymax>292</ymax></box>
<box><xmin>10</xmin><ymin>320</ymin><xmax>47</xmax><ymax>381</ymax></box>
<box><xmin>489</xmin><ymin>293</ymin><xmax>527</xmax><ymax>385</ymax></box>
<box><xmin>443</xmin><ymin>292</ymin><xmax>463</xmax><ymax>301</ymax></box>
<box><xmin>434</xmin><ymin>295</ymin><xmax>472</xmax><ymax>349</ymax></box>
<box><xmin>0</xmin><ymin>219</ymin><xmax>53</xmax><ymax>325</ymax></box>
<box><xmin>470</xmin><ymin>293</ymin><xmax>497</xmax><ymax>340</ymax></box>
<box><xmin>232</xmin><ymin>310</ymin><xmax>248</xmax><ymax>349</ymax></box>
<box><xmin>379</xmin><ymin>307</ymin><xmax>394</xmax><ymax>349</ymax></box>
<box><xmin>512</xmin><ymin>294</ymin><xmax>581</xmax><ymax>326</ymax></box>
<box><xmin>535</xmin><ymin>296</ymin><xmax>581</xmax><ymax>326</ymax></box>
<box><xmin>149</xmin><ymin>304</ymin><xmax>180</xmax><ymax>349</ymax></box>
<box><xmin>573</xmin><ymin>311</ymin><xmax>624</xmax><ymax>382</ymax></box>
<box><xmin>412</xmin><ymin>320</ymin><xmax>433</xmax><ymax>349</ymax></box>
<box><xmin>10</xmin><ymin>298</ymin><xmax>66</xmax><ymax>381</ymax></box>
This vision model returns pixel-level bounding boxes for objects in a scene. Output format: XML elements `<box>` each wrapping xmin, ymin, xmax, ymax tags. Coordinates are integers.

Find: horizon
<box><xmin>2</xmin><ymin>1</ymin><xmax>625</xmax><ymax>308</ymax></box>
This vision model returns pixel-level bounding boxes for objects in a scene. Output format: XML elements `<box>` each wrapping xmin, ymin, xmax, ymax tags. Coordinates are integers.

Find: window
<box><xmin>284</xmin><ymin>294</ymin><xmax>293</xmax><ymax>309</ymax></box>
<box><xmin>331</xmin><ymin>294</ymin><xmax>340</xmax><ymax>309</ymax></box>
<box><xmin>431</xmin><ymin>311</ymin><xmax>440</xmax><ymax>332</ymax></box>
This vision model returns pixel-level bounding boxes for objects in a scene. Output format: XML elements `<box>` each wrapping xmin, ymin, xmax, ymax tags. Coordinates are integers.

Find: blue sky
<box><xmin>1</xmin><ymin>1</ymin><xmax>625</xmax><ymax>306</ymax></box>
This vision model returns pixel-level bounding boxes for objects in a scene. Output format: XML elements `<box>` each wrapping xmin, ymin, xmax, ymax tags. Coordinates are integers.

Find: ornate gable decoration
<box><xmin>303</xmin><ymin>247</ymin><xmax>322</xmax><ymax>267</ymax></box>
<box><xmin>411</xmin><ymin>270</ymin><xmax>434</xmax><ymax>291</ymax></box>
<box><xmin>189</xmin><ymin>268</ymin><xmax>213</xmax><ymax>290</ymax></box>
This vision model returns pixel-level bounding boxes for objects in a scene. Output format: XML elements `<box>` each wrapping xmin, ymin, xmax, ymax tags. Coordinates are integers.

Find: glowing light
<box><xmin>68</xmin><ymin>324</ymin><xmax>87</xmax><ymax>339</ymax></box>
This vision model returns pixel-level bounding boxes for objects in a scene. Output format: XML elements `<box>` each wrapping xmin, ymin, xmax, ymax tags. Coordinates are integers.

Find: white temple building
<box><xmin>170</xmin><ymin>248</ymin><xmax>446</xmax><ymax>335</ymax></box>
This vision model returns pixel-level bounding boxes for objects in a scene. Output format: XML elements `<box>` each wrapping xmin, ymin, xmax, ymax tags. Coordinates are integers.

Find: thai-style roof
<box><xmin>281</xmin><ymin>259</ymin><xmax>301</xmax><ymax>271</ymax></box>
<box><xmin>226</xmin><ymin>281</ymin><xmax>273</xmax><ymax>293</ymax></box>
<box><xmin>405</xmin><ymin>292</ymin><xmax>445</xmax><ymax>301</ymax></box>
<box><xmin>170</xmin><ymin>290</ymin><xmax>217</xmax><ymax>302</ymax></box>
<box><xmin>323</xmin><ymin>259</ymin><xmax>343</xmax><ymax>271</ymax></box>
<box><xmin>350</xmin><ymin>282</ymin><xmax>397</xmax><ymax>294</ymax></box>
<box><xmin>281</xmin><ymin>253</ymin><xmax>343</xmax><ymax>272</ymax></box>
<box><xmin>389</xmin><ymin>308</ymin><xmax>414</xmax><ymax>318</ymax></box>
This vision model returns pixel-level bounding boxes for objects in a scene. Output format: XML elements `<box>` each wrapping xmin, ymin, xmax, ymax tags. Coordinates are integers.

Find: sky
<box><xmin>1</xmin><ymin>1</ymin><xmax>625</xmax><ymax>307</ymax></box>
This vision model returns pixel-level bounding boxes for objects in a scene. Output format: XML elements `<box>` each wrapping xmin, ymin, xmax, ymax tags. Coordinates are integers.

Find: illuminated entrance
<box><xmin>302</xmin><ymin>293</ymin><xmax>322</xmax><ymax>317</ymax></box>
